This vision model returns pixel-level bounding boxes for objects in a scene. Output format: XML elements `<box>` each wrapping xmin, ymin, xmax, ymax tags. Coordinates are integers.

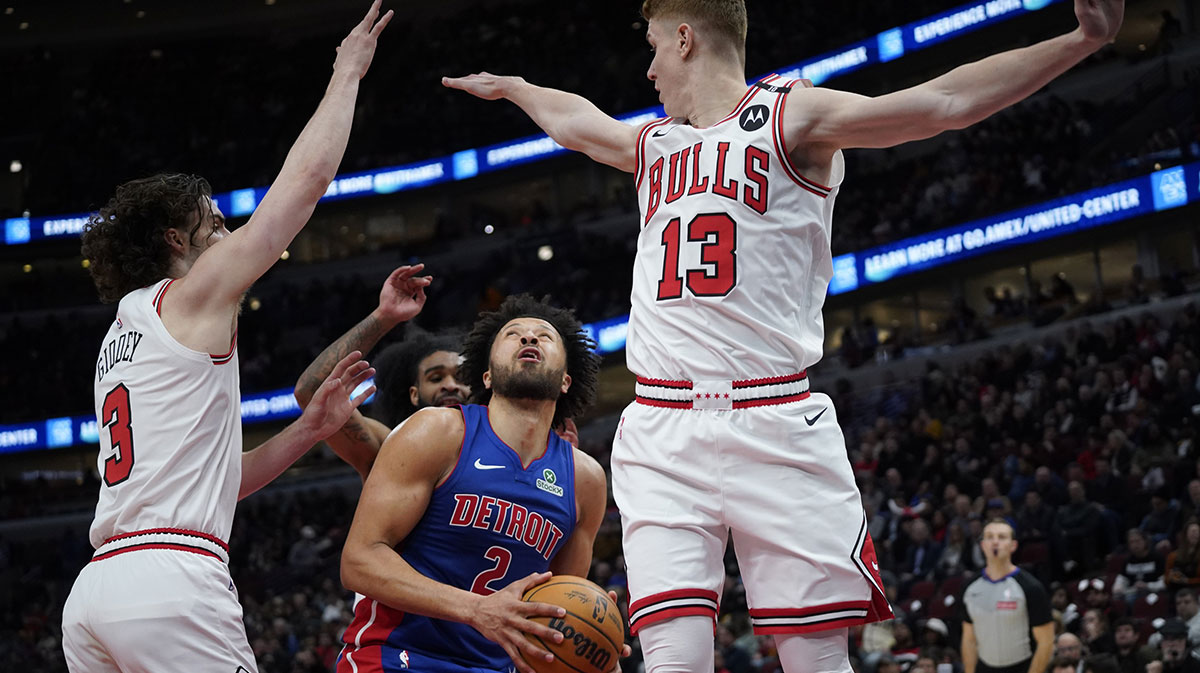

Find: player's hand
<box><xmin>442</xmin><ymin>72</ymin><xmax>525</xmax><ymax>101</ymax></box>
<box><xmin>1075</xmin><ymin>0</ymin><xmax>1123</xmax><ymax>45</ymax></box>
<box><xmin>469</xmin><ymin>571</ymin><xmax>566</xmax><ymax>673</ymax></box>
<box><xmin>605</xmin><ymin>589</ymin><xmax>632</xmax><ymax>673</ymax></box>
<box><xmin>298</xmin><ymin>351</ymin><xmax>376</xmax><ymax>440</ymax></box>
<box><xmin>334</xmin><ymin>0</ymin><xmax>393</xmax><ymax>80</ymax></box>
<box><xmin>376</xmin><ymin>264</ymin><xmax>431</xmax><ymax>325</ymax></box>
<box><xmin>555</xmin><ymin>418</ymin><xmax>579</xmax><ymax>449</ymax></box>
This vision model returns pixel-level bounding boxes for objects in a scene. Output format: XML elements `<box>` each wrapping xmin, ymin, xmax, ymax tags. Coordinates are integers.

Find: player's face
<box><xmin>189</xmin><ymin>197</ymin><xmax>229</xmax><ymax>253</ymax></box>
<box><xmin>980</xmin><ymin>522</ymin><xmax>1017</xmax><ymax>562</ymax></box>
<box><xmin>410</xmin><ymin>350</ymin><xmax>469</xmax><ymax>409</ymax></box>
<box><xmin>645</xmin><ymin>20</ymin><xmax>683</xmax><ymax>117</ymax></box>
<box><xmin>485</xmin><ymin>317</ymin><xmax>571</xmax><ymax>402</ymax></box>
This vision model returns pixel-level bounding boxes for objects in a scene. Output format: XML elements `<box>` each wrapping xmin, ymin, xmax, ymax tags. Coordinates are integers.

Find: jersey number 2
<box><xmin>470</xmin><ymin>546</ymin><xmax>513</xmax><ymax>596</ymax></box>
<box><xmin>102</xmin><ymin>384</ymin><xmax>135</xmax><ymax>487</ymax></box>
<box><xmin>657</xmin><ymin>212</ymin><xmax>737</xmax><ymax>300</ymax></box>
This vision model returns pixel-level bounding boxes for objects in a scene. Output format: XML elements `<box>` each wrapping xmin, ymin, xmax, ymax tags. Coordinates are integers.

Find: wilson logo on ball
<box><xmin>547</xmin><ymin>617</ymin><xmax>613</xmax><ymax>671</ymax></box>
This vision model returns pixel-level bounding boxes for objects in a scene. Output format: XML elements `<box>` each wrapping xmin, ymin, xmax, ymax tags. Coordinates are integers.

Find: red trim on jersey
<box><xmin>91</xmin><ymin>542</ymin><xmax>224</xmax><ymax>563</ymax></box>
<box><xmin>636</xmin><ymin>118</ymin><xmax>674</xmax><ymax>193</ymax></box>
<box><xmin>629</xmin><ymin>588</ymin><xmax>720</xmax><ymax>636</ymax></box>
<box><xmin>730</xmin><ymin>371</ymin><xmax>808</xmax><ymax>389</ymax></box>
<box><xmin>152</xmin><ymin>279</ymin><xmax>175</xmax><ymax>315</ymax></box>
<box><xmin>635</xmin><ymin>376</ymin><xmax>693</xmax><ymax>390</ymax></box>
<box><xmin>629</xmin><ymin>587</ymin><xmax>720</xmax><ymax>614</ymax></box>
<box><xmin>732</xmin><ymin>392</ymin><xmax>811</xmax><ymax>409</ymax></box>
<box><xmin>634</xmin><ymin>395</ymin><xmax>693</xmax><ymax>409</ymax></box>
<box><xmin>851</xmin><ymin>514</ymin><xmax>895</xmax><ymax>623</ymax></box>
<box><xmin>706</xmin><ymin>74</ymin><xmax>780</xmax><ymax>128</ymax></box>
<box><xmin>102</xmin><ymin>527</ymin><xmax>229</xmax><ymax>551</ymax></box>
<box><xmin>209</xmin><ymin>329</ymin><xmax>237</xmax><ymax>364</ymax></box>
<box><xmin>341</xmin><ymin>598</ymin><xmax>405</xmax><ymax>667</ymax></box>
<box><xmin>748</xmin><ymin>602</ymin><xmax>872</xmax><ymax>635</ymax></box>
<box><xmin>770</xmin><ymin>81</ymin><xmax>832</xmax><ymax>198</ymax></box>
<box><xmin>336</xmin><ymin>645</ymin><xmax>384</xmax><ymax>673</ymax></box>
<box><xmin>484</xmin><ymin>406</ymin><xmax>547</xmax><ymax>470</ymax></box>
<box><xmin>751</xmin><ymin>602</ymin><xmax>869</xmax><ymax>618</ymax></box>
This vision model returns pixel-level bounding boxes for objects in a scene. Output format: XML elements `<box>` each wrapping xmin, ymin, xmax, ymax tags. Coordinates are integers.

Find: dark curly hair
<box><xmin>81</xmin><ymin>173</ymin><xmax>213</xmax><ymax>303</ymax></box>
<box><xmin>460</xmin><ymin>294</ymin><xmax>600</xmax><ymax>427</ymax></box>
<box><xmin>370</xmin><ymin>330</ymin><xmax>463</xmax><ymax>427</ymax></box>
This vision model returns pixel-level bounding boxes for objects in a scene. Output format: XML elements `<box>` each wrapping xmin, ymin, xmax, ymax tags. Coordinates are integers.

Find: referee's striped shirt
<box><xmin>962</xmin><ymin>568</ymin><xmax>1052</xmax><ymax>673</ymax></box>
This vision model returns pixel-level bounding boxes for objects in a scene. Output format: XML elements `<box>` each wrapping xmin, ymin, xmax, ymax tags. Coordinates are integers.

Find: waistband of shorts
<box><xmin>92</xmin><ymin>527</ymin><xmax>230</xmax><ymax>564</ymax></box>
<box><xmin>634</xmin><ymin>371</ymin><xmax>810</xmax><ymax>410</ymax></box>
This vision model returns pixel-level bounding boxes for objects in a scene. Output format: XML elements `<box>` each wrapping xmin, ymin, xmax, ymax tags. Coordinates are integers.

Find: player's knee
<box><xmin>639</xmin><ymin>615</ymin><xmax>716</xmax><ymax>673</ymax></box>
<box><xmin>774</xmin><ymin>629</ymin><xmax>852</xmax><ymax>673</ymax></box>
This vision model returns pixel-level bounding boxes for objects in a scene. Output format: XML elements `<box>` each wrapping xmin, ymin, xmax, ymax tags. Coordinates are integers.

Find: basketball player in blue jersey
<box><xmin>445</xmin><ymin>1</ymin><xmax>1124</xmax><ymax>671</ymax></box>
<box><xmin>338</xmin><ymin>294</ymin><xmax>613</xmax><ymax>673</ymax></box>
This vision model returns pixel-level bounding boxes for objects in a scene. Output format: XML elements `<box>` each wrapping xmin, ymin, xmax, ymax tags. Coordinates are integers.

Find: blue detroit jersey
<box><xmin>340</xmin><ymin>404</ymin><xmax>577</xmax><ymax>673</ymax></box>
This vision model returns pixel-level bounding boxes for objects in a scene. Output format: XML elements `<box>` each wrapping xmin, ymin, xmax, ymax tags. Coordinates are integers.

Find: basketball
<box><xmin>522</xmin><ymin>576</ymin><xmax>624</xmax><ymax>673</ymax></box>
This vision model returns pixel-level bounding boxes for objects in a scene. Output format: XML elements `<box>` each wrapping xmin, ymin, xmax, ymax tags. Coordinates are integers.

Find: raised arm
<box><xmin>787</xmin><ymin>0</ymin><xmax>1123</xmax><ymax>154</ymax></box>
<box><xmin>167</xmin><ymin>2</ymin><xmax>393</xmax><ymax>347</ymax></box>
<box><xmin>443</xmin><ymin>74</ymin><xmax>641</xmax><ymax>173</ymax></box>
<box><xmin>294</xmin><ymin>264</ymin><xmax>430</xmax><ymax>479</ymax></box>
<box><xmin>340</xmin><ymin>408</ymin><xmax>566</xmax><ymax>673</ymax></box>
<box><xmin>240</xmin><ymin>351</ymin><xmax>375</xmax><ymax>500</ymax></box>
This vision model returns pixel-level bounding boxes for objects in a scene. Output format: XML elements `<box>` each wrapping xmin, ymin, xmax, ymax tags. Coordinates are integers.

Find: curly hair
<box><xmin>81</xmin><ymin>173</ymin><xmax>213</xmax><ymax>303</ymax></box>
<box><xmin>370</xmin><ymin>330</ymin><xmax>463</xmax><ymax>427</ymax></box>
<box><xmin>460</xmin><ymin>294</ymin><xmax>600</xmax><ymax>427</ymax></box>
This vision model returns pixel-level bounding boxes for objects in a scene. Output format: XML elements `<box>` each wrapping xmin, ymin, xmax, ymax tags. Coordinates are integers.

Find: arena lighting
<box><xmin>537</xmin><ymin>245</ymin><xmax>553</xmax><ymax>261</ymax></box>
<box><xmin>6</xmin><ymin>0</ymin><xmax>1068</xmax><ymax>245</ymax></box>
<box><xmin>4</xmin><ymin>160</ymin><xmax>1196</xmax><ymax>452</ymax></box>
<box><xmin>9</xmin><ymin>160</ymin><xmax>20</xmax><ymax>173</ymax></box>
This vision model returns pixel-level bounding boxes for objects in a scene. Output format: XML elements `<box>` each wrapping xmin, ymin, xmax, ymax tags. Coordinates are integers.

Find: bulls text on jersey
<box><xmin>644</xmin><ymin>141</ymin><xmax>771</xmax><ymax>223</ymax></box>
<box><xmin>448</xmin><ymin>493</ymin><xmax>566</xmax><ymax>560</ymax></box>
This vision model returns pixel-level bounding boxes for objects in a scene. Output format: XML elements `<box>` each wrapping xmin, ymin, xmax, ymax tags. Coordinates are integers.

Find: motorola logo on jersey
<box><xmin>739</xmin><ymin>105</ymin><xmax>770</xmax><ymax>132</ymax></box>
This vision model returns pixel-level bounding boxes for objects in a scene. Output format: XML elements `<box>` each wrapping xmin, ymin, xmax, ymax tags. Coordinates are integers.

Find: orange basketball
<box><xmin>521</xmin><ymin>575</ymin><xmax>625</xmax><ymax>673</ymax></box>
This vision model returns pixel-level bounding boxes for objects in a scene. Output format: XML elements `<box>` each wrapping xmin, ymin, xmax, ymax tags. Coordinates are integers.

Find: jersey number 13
<box><xmin>657</xmin><ymin>213</ymin><xmax>737</xmax><ymax>300</ymax></box>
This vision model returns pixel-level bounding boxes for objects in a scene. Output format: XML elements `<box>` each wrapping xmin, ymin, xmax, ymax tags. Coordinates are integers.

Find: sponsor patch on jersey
<box><xmin>996</xmin><ymin>601</ymin><xmax>1018</xmax><ymax>610</ymax></box>
<box><xmin>537</xmin><ymin>468</ymin><xmax>563</xmax><ymax>497</ymax></box>
<box><xmin>739</xmin><ymin>104</ymin><xmax>770</xmax><ymax>132</ymax></box>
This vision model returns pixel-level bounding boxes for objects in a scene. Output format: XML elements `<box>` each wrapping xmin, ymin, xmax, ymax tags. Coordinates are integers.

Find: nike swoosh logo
<box><xmin>805</xmin><ymin>407</ymin><xmax>827</xmax><ymax>426</ymax></box>
<box><xmin>652</xmin><ymin>129</ymin><xmax>671</xmax><ymax>137</ymax></box>
<box><xmin>474</xmin><ymin>459</ymin><xmax>505</xmax><ymax>470</ymax></box>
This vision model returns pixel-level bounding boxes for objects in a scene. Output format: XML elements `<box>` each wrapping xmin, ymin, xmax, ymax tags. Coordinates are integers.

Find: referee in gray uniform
<box><xmin>961</xmin><ymin>519</ymin><xmax>1055</xmax><ymax>673</ymax></box>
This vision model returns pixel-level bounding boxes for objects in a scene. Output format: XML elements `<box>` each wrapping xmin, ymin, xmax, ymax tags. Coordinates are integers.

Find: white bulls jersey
<box><xmin>629</xmin><ymin>75</ymin><xmax>843</xmax><ymax>380</ymax></box>
<box><xmin>88</xmin><ymin>278</ymin><xmax>241</xmax><ymax>550</ymax></box>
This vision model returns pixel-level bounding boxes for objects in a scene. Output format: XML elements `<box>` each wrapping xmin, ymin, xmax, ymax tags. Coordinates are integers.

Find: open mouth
<box><xmin>517</xmin><ymin>347</ymin><xmax>542</xmax><ymax>363</ymax></box>
<box><xmin>435</xmin><ymin>395</ymin><xmax>464</xmax><ymax>407</ymax></box>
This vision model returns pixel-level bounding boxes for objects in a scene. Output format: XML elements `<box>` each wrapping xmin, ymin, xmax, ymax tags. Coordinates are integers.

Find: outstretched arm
<box><xmin>240</xmin><ymin>351</ymin><xmax>375</xmax><ymax>500</ymax></box>
<box><xmin>169</xmin><ymin>2</ymin><xmax>393</xmax><ymax>340</ymax></box>
<box><xmin>788</xmin><ymin>0</ymin><xmax>1123</xmax><ymax>152</ymax></box>
<box><xmin>443</xmin><ymin>73</ymin><xmax>641</xmax><ymax>173</ymax></box>
<box><xmin>294</xmin><ymin>264</ymin><xmax>430</xmax><ymax>479</ymax></box>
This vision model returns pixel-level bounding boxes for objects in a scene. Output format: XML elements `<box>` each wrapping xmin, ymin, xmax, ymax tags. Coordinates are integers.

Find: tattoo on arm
<box><xmin>296</xmin><ymin>314</ymin><xmax>390</xmax><ymax>405</ymax></box>
<box><xmin>339</xmin><ymin>416</ymin><xmax>374</xmax><ymax>444</ymax></box>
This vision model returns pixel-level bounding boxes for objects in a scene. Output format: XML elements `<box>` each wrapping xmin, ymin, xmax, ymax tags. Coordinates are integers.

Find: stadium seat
<box><xmin>1132</xmin><ymin>592</ymin><xmax>1169</xmax><ymax>620</ymax></box>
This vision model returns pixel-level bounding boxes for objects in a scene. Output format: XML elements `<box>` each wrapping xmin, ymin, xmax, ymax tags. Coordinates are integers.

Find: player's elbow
<box><xmin>340</xmin><ymin>547</ymin><xmax>370</xmax><ymax>594</ymax></box>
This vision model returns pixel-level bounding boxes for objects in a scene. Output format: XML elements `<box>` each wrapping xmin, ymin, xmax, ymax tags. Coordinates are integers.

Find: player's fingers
<box><xmin>514</xmin><ymin>571</ymin><xmax>554</xmax><ymax>593</ymax></box>
<box><xmin>514</xmin><ymin>617</ymin><xmax>564</xmax><ymax>644</ymax></box>
<box><xmin>351</xmin><ymin>385</ymin><xmax>377</xmax><ymax>408</ymax></box>
<box><xmin>330</xmin><ymin>350</ymin><xmax>364</xmax><ymax>379</ymax></box>
<box><xmin>511</xmin><ymin>631</ymin><xmax>556</xmax><ymax>663</ymax></box>
<box><xmin>506</xmin><ymin>645</ymin><xmax>539</xmax><ymax>673</ymax></box>
<box><xmin>345</xmin><ymin>362</ymin><xmax>374</xmax><ymax>385</ymax></box>
<box><xmin>371</xmin><ymin>9</ymin><xmax>394</xmax><ymax>36</ymax></box>
<box><xmin>360</xmin><ymin>0</ymin><xmax>381</xmax><ymax>29</ymax></box>
<box><xmin>520</xmin><ymin>600</ymin><xmax>566</xmax><ymax>619</ymax></box>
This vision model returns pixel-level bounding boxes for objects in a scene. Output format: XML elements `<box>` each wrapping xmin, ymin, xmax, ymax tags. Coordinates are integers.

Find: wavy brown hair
<box><xmin>460</xmin><ymin>294</ymin><xmax>600</xmax><ymax>427</ymax></box>
<box><xmin>80</xmin><ymin>173</ymin><xmax>213</xmax><ymax>303</ymax></box>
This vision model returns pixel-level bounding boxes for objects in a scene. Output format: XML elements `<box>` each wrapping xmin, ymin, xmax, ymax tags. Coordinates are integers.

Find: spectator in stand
<box><xmin>1082</xmin><ymin>609</ymin><xmax>1117</xmax><ymax>655</ymax></box>
<box><xmin>901</xmin><ymin>518</ymin><xmax>942</xmax><ymax>588</ymax></box>
<box><xmin>1114</xmin><ymin>528</ymin><xmax>1166</xmax><ymax>603</ymax></box>
<box><xmin>1144</xmin><ymin>493</ymin><xmax>1181</xmax><ymax>547</ymax></box>
<box><xmin>1051</xmin><ymin>656</ymin><xmax>1080</xmax><ymax>673</ymax></box>
<box><xmin>1173</xmin><ymin>589</ymin><xmax>1200</xmax><ymax>651</ymax></box>
<box><xmin>1167</xmin><ymin>521</ymin><xmax>1200</xmax><ymax>593</ymax></box>
<box><xmin>1153</xmin><ymin>618</ymin><xmax>1200</xmax><ymax>673</ymax></box>
<box><xmin>1055</xmin><ymin>480</ymin><xmax>1104</xmax><ymax>576</ymax></box>
<box><xmin>1016</xmin><ymin>490</ymin><xmax>1056</xmax><ymax>544</ymax></box>
<box><xmin>1112</xmin><ymin>616</ymin><xmax>1157</xmax><ymax>673</ymax></box>
<box><xmin>937</xmin><ymin>523</ymin><xmax>975</xmax><ymax>579</ymax></box>
<box><xmin>1056</xmin><ymin>632</ymin><xmax>1086</xmax><ymax>673</ymax></box>
<box><xmin>716</xmin><ymin>624</ymin><xmax>753</xmax><ymax>673</ymax></box>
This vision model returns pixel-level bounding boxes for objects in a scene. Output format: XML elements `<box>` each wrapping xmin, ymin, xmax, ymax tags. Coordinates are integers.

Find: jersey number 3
<box><xmin>102</xmin><ymin>384</ymin><xmax>135</xmax><ymax>487</ymax></box>
<box><xmin>657</xmin><ymin>213</ymin><xmax>737</xmax><ymax>300</ymax></box>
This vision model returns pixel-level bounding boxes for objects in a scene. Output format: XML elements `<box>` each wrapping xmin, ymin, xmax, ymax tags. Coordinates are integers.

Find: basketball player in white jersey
<box><xmin>62</xmin><ymin>3</ymin><xmax>393</xmax><ymax>671</ymax></box>
<box><xmin>444</xmin><ymin>0</ymin><xmax>1124</xmax><ymax>670</ymax></box>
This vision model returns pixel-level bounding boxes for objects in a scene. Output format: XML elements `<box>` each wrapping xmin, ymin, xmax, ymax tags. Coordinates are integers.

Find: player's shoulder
<box><xmin>571</xmin><ymin>447</ymin><xmax>606</xmax><ymax>487</ymax></box>
<box><xmin>385</xmin><ymin>407</ymin><xmax>465</xmax><ymax>450</ymax></box>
